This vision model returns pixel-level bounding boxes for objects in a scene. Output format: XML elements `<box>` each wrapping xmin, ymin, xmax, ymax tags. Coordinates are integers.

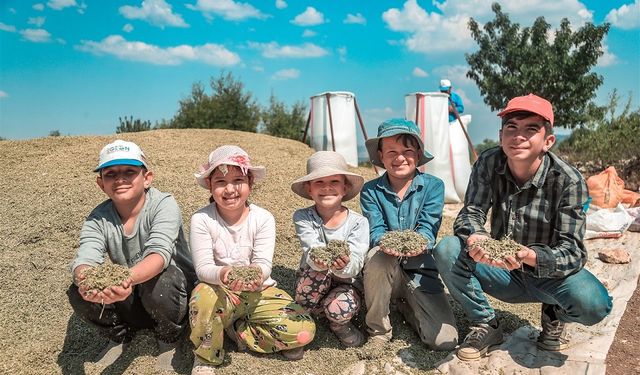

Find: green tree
<box><xmin>262</xmin><ymin>94</ymin><xmax>307</xmax><ymax>140</ymax></box>
<box><xmin>466</xmin><ymin>3</ymin><xmax>609</xmax><ymax>128</ymax></box>
<box><xmin>116</xmin><ymin>116</ymin><xmax>151</xmax><ymax>133</ymax></box>
<box><xmin>171</xmin><ymin>71</ymin><xmax>261</xmax><ymax>132</ymax></box>
<box><xmin>475</xmin><ymin>138</ymin><xmax>499</xmax><ymax>155</ymax></box>
<box><xmin>48</xmin><ymin>129</ymin><xmax>61</xmax><ymax>137</ymax></box>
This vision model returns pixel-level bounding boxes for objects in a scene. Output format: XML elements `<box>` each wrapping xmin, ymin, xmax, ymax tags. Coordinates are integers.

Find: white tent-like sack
<box><xmin>405</xmin><ymin>92</ymin><xmax>472</xmax><ymax>203</ymax></box>
<box><xmin>308</xmin><ymin>92</ymin><xmax>358</xmax><ymax>167</ymax></box>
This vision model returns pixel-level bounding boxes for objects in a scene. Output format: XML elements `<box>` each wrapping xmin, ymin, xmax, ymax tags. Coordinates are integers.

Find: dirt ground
<box><xmin>0</xmin><ymin>129</ymin><xmax>634</xmax><ymax>374</ymax></box>
<box><xmin>606</xmin><ymin>278</ymin><xmax>640</xmax><ymax>375</ymax></box>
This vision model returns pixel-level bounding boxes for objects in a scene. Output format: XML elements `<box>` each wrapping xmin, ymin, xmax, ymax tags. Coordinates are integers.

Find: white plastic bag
<box><xmin>585</xmin><ymin>204</ymin><xmax>634</xmax><ymax>239</ymax></box>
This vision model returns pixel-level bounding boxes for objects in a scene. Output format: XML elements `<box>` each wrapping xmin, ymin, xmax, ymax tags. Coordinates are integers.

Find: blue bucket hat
<box><xmin>364</xmin><ymin>118</ymin><xmax>433</xmax><ymax>168</ymax></box>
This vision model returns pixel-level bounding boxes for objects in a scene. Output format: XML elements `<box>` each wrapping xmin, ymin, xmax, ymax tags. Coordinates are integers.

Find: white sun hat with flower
<box><xmin>194</xmin><ymin>145</ymin><xmax>266</xmax><ymax>189</ymax></box>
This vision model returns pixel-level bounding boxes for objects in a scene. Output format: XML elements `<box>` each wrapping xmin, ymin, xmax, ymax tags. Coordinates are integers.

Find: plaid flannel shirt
<box><xmin>454</xmin><ymin>147</ymin><xmax>589</xmax><ymax>278</ymax></box>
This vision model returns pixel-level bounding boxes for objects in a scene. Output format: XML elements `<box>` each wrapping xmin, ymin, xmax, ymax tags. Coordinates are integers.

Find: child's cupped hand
<box><xmin>221</xmin><ymin>265</ymin><xmax>263</xmax><ymax>292</ymax></box>
<box><xmin>330</xmin><ymin>254</ymin><xmax>350</xmax><ymax>270</ymax></box>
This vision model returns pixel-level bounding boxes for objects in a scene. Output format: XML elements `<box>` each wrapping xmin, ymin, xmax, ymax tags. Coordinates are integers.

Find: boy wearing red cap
<box><xmin>433</xmin><ymin>94</ymin><xmax>611</xmax><ymax>361</ymax></box>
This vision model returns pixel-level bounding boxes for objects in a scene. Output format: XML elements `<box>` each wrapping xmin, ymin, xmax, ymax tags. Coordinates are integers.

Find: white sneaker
<box><xmin>191</xmin><ymin>356</ymin><xmax>216</xmax><ymax>375</ymax></box>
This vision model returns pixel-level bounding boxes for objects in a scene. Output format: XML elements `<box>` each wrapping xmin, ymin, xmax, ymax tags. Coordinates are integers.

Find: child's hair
<box><xmin>207</xmin><ymin>165</ymin><xmax>255</xmax><ymax>204</ymax></box>
<box><xmin>377</xmin><ymin>133</ymin><xmax>420</xmax><ymax>152</ymax></box>
<box><xmin>501</xmin><ymin>110</ymin><xmax>553</xmax><ymax>136</ymax></box>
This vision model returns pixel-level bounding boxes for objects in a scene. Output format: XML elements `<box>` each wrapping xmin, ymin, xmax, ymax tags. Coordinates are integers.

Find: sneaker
<box><xmin>95</xmin><ymin>340</ymin><xmax>129</xmax><ymax>366</ymax></box>
<box><xmin>281</xmin><ymin>347</ymin><xmax>304</xmax><ymax>361</ymax></box>
<box><xmin>457</xmin><ymin>322</ymin><xmax>504</xmax><ymax>361</ymax></box>
<box><xmin>191</xmin><ymin>356</ymin><xmax>216</xmax><ymax>375</ymax></box>
<box><xmin>537</xmin><ymin>304</ymin><xmax>570</xmax><ymax>351</ymax></box>
<box><xmin>330</xmin><ymin>322</ymin><xmax>365</xmax><ymax>347</ymax></box>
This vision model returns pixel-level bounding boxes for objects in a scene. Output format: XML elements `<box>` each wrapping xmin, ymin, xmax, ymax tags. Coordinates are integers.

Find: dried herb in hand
<box><xmin>227</xmin><ymin>266</ymin><xmax>261</xmax><ymax>284</ymax></box>
<box><xmin>309</xmin><ymin>240</ymin><xmax>351</xmax><ymax>265</ymax></box>
<box><xmin>80</xmin><ymin>263</ymin><xmax>132</xmax><ymax>291</ymax></box>
<box><xmin>380</xmin><ymin>230</ymin><xmax>428</xmax><ymax>255</ymax></box>
<box><xmin>474</xmin><ymin>238</ymin><xmax>521</xmax><ymax>261</ymax></box>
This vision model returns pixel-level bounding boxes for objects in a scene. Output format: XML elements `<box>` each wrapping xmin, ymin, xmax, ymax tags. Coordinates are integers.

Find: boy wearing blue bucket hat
<box><xmin>360</xmin><ymin>119</ymin><xmax>458</xmax><ymax>349</ymax></box>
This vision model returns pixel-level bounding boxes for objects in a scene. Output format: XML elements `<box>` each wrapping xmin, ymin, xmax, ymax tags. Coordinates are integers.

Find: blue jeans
<box><xmin>433</xmin><ymin>236</ymin><xmax>612</xmax><ymax>325</ymax></box>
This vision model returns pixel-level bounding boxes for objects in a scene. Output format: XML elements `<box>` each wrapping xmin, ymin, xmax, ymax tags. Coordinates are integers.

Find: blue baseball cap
<box><xmin>364</xmin><ymin>118</ymin><xmax>433</xmax><ymax>168</ymax></box>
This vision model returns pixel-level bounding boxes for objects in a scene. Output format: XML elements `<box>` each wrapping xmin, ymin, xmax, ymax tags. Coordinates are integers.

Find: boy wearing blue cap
<box><xmin>360</xmin><ymin>119</ymin><xmax>458</xmax><ymax>349</ymax></box>
<box><xmin>67</xmin><ymin>140</ymin><xmax>196</xmax><ymax>370</ymax></box>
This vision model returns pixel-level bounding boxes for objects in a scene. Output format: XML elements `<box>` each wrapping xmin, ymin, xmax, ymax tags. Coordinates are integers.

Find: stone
<box><xmin>598</xmin><ymin>248</ymin><xmax>631</xmax><ymax>264</ymax></box>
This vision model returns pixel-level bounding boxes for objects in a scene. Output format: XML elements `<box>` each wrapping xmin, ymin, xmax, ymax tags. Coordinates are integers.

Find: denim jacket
<box><xmin>360</xmin><ymin>171</ymin><xmax>445</xmax><ymax>293</ymax></box>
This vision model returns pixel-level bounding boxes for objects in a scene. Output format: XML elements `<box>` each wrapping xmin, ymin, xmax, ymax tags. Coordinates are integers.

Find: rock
<box><xmin>598</xmin><ymin>248</ymin><xmax>631</xmax><ymax>264</ymax></box>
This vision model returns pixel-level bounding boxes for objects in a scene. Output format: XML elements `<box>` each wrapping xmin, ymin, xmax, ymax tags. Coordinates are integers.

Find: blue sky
<box><xmin>0</xmin><ymin>0</ymin><xmax>638</xmax><ymax>144</ymax></box>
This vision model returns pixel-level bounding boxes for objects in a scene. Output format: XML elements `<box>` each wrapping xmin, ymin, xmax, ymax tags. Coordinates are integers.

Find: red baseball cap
<box><xmin>497</xmin><ymin>94</ymin><xmax>554</xmax><ymax>126</ymax></box>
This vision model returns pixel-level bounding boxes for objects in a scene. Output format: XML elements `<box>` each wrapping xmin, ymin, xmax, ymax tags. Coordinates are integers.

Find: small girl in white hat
<box><xmin>188</xmin><ymin>145</ymin><xmax>315</xmax><ymax>374</ymax></box>
<box><xmin>291</xmin><ymin>151</ymin><xmax>369</xmax><ymax>347</ymax></box>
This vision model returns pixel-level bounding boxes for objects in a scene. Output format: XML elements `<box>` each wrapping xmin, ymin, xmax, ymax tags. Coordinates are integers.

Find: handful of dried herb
<box><xmin>80</xmin><ymin>263</ymin><xmax>132</xmax><ymax>291</ymax></box>
<box><xmin>227</xmin><ymin>266</ymin><xmax>262</xmax><ymax>284</ymax></box>
<box><xmin>309</xmin><ymin>240</ymin><xmax>351</xmax><ymax>265</ymax></box>
<box><xmin>473</xmin><ymin>238</ymin><xmax>522</xmax><ymax>261</ymax></box>
<box><xmin>380</xmin><ymin>230</ymin><xmax>428</xmax><ymax>255</ymax></box>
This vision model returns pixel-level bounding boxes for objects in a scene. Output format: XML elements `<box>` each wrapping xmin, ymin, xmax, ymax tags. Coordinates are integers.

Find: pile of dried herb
<box><xmin>309</xmin><ymin>240</ymin><xmax>351</xmax><ymax>264</ymax></box>
<box><xmin>80</xmin><ymin>263</ymin><xmax>132</xmax><ymax>291</ymax></box>
<box><xmin>474</xmin><ymin>238</ymin><xmax>522</xmax><ymax>261</ymax></box>
<box><xmin>379</xmin><ymin>230</ymin><xmax>428</xmax><ymax>255</ymax></box>
<box><xmin>227</xmin><ymin>266</ymin><xmax>261</xmax><ymax>283</ymax></box>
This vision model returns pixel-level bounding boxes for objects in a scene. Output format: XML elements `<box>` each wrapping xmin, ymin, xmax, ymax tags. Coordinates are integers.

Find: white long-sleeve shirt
<box><xmin>190</xmin><ymin>203</ymin><xmax>276</xmax><ymax>287</ymax></box>
<box><xmin>293</xmin><ymin>206</ymin><xmax>369</xmax><ymax>281</ymax></box>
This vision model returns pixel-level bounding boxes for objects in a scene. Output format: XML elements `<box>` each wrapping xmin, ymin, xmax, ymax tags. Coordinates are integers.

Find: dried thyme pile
<box><xmin>80</xmin><ymin>263</ymin><xmax>132</xmax><ymax>291</ymax></box>
<box><xmin>227</xmin><ymin>266</ymin><xmax>261</xmax><ymax>283</ymax></box>
<box><xmin>309</xmin><ymin>240</ymin><xmax>351</xmax><ymax>264</ymax></box>
<box><xmin>474</xmin><ymin>238</ymin><xmax>522</xmax><ymax>261</ymax></box>
<box><xmin>380</xmin><ymin>230</ymin><xmax>428</xmax><ymax>255</ymax></box>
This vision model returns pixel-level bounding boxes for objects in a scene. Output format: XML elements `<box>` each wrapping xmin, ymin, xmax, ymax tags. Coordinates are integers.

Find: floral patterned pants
<box><xmin>189</xmin><ymin>283</ymin><xmax>316</xmax><ymax>365</ymax></box>
<box><xmin>294</xmin><ymin>267</ymin><xmax>362</xmax><ymax>325</ymax></box>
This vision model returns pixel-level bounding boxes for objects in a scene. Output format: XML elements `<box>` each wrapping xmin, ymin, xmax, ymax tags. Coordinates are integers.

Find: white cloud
<box><xmin>47</xmin><ymin>0</ymin><xmax>77</xmax><ymax>10</ymax></box>
<box><xmin>28</xmin><ymin>17</ymin><xmax>46</xmax><ymax>27</ymax></box>
<box><xmin>248</xmin><ymin>41</ymin><xmax>328</xmax><ymax>58</ymax></box>
<box><xmin>338</xmin><ymin>46</ymin><xmax>347</xmax><ymax>62</ymax></box>
<box><xmin>275</xmin><ymin>0</ymin><xmax>287</xmax><ymax>10</ymax></box>
<box><xmin>597</xmin><ymin>42</ymin><xmax>618</xmax><ymax>67</ymax></box>
<box><xmin>21</xmin><ymin>28</ymin><xmax>52</xmax><ymax>42</ymax></box>
<box><xmin>272</xmin><ymin>68</ymin><xmax>300</xmax><ymax>80</ymax></box>
<box><xmin>302</xmin><ymin>29</ymin><xmax>316</xmax><ymax>37</ymax></box>
<box><xmin>606</xmin><ymin>1</ymin><xmax>640</xmax><ymax>30</ymax></box>
<box><xmin>433</xmin><ymin>65</ymin><xmax>472</xmax><ymax>87</ymax></box>
<box><xmin>384</xmin><ymin>0</ymin><xmax>597</xmax><ymax>55</ymax></box>
<box><xmin>291</xmin><ymin>6</ymin><xmax>325</xmax><ymax>26</ymax></box>
<box><xmin>123</xmin><ymin>23</ymin><xmax>134</xmax><ymax>33</ymax></box>
<box><xmin>0</xmin><ymin>23</ymin><xmax>16</xmax><ymax>32</ymax></box>
<box><xmin>0</xmin><ymin>90</ymin><xmax>8</xmax><ymax>98</ymax></box>
<box><xmin>9</xmin><ymin>8</ymin><xmax>16</xmax><ymax>14</ymax></box>
<box><xmin>412</xmin><ymin>67</ymin><xmax>428</xmax><ymax>77</ymax></box>
<box><xmin>33</xmin><ymin>3</ymin><xmax>45</xmax><ymax>11</ymax></box>
<box><xmin>187</xmin><ymin>0</ymin><xmax>267</xmax><ymax>21</ymax></box>
<box><xmin>77</xmin><ymin>35</ymin><xmax>241</xmax><ymax>66</ymax></box>
<box><xmin>119</xmin><ymin>0</ymin><xmax>188</xmax><ymax>28</ymax></box>
<box><xmin>344</xmin><ymin>13</ymin><xmax>366</xmax><ymax>25</ymax></box>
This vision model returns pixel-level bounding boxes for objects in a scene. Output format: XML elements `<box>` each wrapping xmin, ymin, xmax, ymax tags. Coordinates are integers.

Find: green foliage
<box><xmin>171</xmin><ymin>71</ymin><xmax>261</xmax><ymax>132</ymax></box>
<box><xmin>559</xmin><ymin>90</ymin><xmax>640</xmax><ymax>165</ymax></box>
<box><xmin>48</xmin><ymin>129</ymin><xmax>61</xmax><ymax>137</ymax></box>
<box><xmin>466</xmin><ymin>3</ymin><xmax>609</xmax><ymax>129</ymax></box>
<box><xmin>475</xmin><ymin>138</ymin><xmax>500</xmax><ymax>155</ymax></box>
<box><xmin>116</xmin><ymin>116</ymin><xmax>151</xmax><ymax>134</ymax></box>
<box><xmin>262</xmin><ymin>94</ymin><xmax>307</xmax><ymax>141</ymax></box>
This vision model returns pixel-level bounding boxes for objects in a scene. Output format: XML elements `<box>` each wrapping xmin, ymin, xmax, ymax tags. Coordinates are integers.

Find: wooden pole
<box><xmin>354</xmin><ymin>97</ymin><xmax>378</xmax><ymax>174</ymax></box>
<box><xmin>301</xmin><ymin>106</ymin><xmax>312</xmax><ymax>144</ymax></box>
<box><xmin>325</xmin><ymin>93</ymin><xmax>337</xmax><ymax>152</ymax></box>
<box><xmin>449</xmin><ymin>97</ymin><xmax>478</xmax><ymax>162</ymax></box>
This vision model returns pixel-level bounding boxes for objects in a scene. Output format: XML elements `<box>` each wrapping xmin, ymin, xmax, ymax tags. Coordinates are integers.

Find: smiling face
<box><xmin>207</xmin><ymin>165</ymin><xmax>252</xmax><ymax>218</ymax></box>
<box><xmin>97</xmin><ymin>165</ymin><xmax>152</xmax><ymax>205</ymax></box>
<box><xmin>499</xmin><ymin>113</ymin><xmax>555</xmax><ymax>164</ymax></box>
<box><xmin>305</xmin><ymin>174</ymin><xmax>348</xmax><ymax>209</ymax></box>
<box><xmin>378</xmin><ymin>135</ymin><xmax>419</xmax><ymax>182</ymax></box>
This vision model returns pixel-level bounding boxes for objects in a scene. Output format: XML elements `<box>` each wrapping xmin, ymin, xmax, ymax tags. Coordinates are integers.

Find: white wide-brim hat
<box><xmin>194</xmin><ymin>145</ymin><xmax>266</xmax><ymax>189</ymax></box>
<box><xmin>291</xmin><ymin>151</ymin><xmax>364</xmax><ymax>201</ymax></box>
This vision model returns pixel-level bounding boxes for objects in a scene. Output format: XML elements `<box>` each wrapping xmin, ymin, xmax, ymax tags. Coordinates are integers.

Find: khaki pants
<box><xmin>189</xmin><ymin>283</ymin><xmax>316</xmax><ymax>365</ymax></box>
<box><xmin>363</xmin><ymin>247</ymin><xmax>458</xmax><ymax>350</ymax></box>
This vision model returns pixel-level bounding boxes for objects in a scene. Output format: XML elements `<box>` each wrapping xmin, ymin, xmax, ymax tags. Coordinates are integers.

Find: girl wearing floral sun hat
<box><xmin>291</xmin><ymin>151</ymin><xmax>369</xmax><ymax>347</ymax></box>
<box><xmin>188</xmin><ymin>145</ymin><xmax>315</xmax><ymax>375</ymax></box>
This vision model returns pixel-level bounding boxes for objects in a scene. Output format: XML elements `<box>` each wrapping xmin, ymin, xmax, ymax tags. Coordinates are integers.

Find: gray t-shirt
<box><xmin>71</xmin><ymin>187</ymin><xmax>194</xmax><ymax>280</ymax></box>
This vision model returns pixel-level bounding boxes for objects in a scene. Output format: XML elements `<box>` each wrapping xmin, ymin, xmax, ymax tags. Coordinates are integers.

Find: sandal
<box><xmin>281</xmin><ymin>347</ymin><xmax>304</xmax><ymax>361</ymax></box>
<box><xmin>191</xmin><ymin>356</ymin><xmax>216</xmax><ymax>375</ymax></box>
<box><xmin>330</xmin><ymin>322</ymin><xmax>365</xmax><ymax>347</ymax></box>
